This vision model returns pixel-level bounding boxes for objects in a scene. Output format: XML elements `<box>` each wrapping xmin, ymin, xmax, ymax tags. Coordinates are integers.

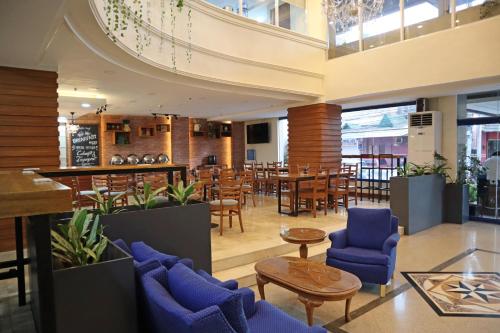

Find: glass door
<box><xmin>458</xmin><ymin>91</ymin><xmax>500</xmax><ymax>223</ymax></box>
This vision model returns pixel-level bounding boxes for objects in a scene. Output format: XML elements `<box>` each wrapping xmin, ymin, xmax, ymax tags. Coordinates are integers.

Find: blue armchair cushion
<box><xmin>327</xmin><ymin>247</ymin><xmax>390</xmax><ymax>266</ymax></box>
<box><xmin>168</xmin><ymin>263</ymin><xmax>249</xmax><ymax>333</ymax></box>
<box><xmin>329</xmin><ymin>229</ymin><xmax>347</xmax><ymax>249</ymax></box>
<box><xmin>247</xmin><ymin>300</ymin><xmax>326</xmax><ymax>333</ymax></box>
<box><xmin>346</xmin><ymin>208</ymin><xmax>392</xmax><ymax>250</ymax></box>
<box><xmin>113</xmin><ymin>238</ymin><xmax>132</xmax><ymax>254</ymax></box>
<box><xmin>135</xmin><ymin>259</ymin><xmax>162</xmax><ymax>276</ymax></box>
<box><xmin>131</xmin><ymin>241</ymin><xmax>180</xmax><ymax>269</ymax></box>
<box><xmin>382</xmin><ymin>233</ymin><xmax>400</xmax><ymax>255</ymax></box>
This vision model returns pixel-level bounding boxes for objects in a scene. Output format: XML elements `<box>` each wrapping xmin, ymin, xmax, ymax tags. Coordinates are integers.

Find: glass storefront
<box><xmin>458</xmin><ymin>91</ymin><xmax>500</xmax><ymax>223</ymax></box>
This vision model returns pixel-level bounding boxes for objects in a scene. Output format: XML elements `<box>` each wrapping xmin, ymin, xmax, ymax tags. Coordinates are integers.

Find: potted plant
<box><xmin>390</xmin><ymin>153</ymin><xmax>448</xmax><ymax>235</ymax></box>
<box><xmin>51</xmin><ymin>209</ymin><xmax>137</xmax><ymax>333</ymax></box>
<box><xmin>444</xmin><ymin>150</ymin><xmax>486</xmax><ymax>223</ymax></box>
<box><xmin>100</xmin><ymin>181</ymin><xmax>212</xmax><ymax>273</ymax></box>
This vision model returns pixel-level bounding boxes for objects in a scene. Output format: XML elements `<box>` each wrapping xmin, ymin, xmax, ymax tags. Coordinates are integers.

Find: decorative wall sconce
<box><xmin>122</xmin><ymin>119</ymin><xmax>131</xmax><ymax>132</ymax></box>
<box><xmin>68</xmin><ymin>112</ymin><xmax>80</xmax><ymax>134</ymax></box>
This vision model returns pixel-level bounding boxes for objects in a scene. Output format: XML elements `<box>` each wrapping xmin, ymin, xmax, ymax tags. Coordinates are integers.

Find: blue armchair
<box><xmin>326</xmin><ymin>208</ymin><xmax>400</xmax><ymax>297</ymax></box>
<box><xmin>141</xmin><ymin>264</ymin><xmax>326</xmax><ymax>333</ymax></box>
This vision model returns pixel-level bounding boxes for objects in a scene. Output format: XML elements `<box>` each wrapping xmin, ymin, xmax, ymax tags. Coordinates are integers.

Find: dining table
<box><xmin>273</xmin><ymin>171</ymin><xmax>352</xmax><ymax>216</ymax></box>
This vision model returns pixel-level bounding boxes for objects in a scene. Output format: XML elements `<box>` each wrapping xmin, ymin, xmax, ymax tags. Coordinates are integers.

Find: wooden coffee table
<box><xmin>255</xmin><ymin>256</ymin><xmax>361</xmax><ymax>326</ymax></box>
<box><xmin>280</xmin><ymin>228</ymin><xmax>326</xmax><ymax>258</ymax></box>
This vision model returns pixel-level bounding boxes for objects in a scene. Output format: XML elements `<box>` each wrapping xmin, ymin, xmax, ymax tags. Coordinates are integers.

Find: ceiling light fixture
<box><xmin>417</xmin><ymin>24</ymin><xmax>423</xmax><ymax>29</ymax></box>
<box><xmin>81</xmin><ymin>103</ymin><xmax>91</xmax><ymax>108</ymax></box>
<box><xmin>96</xmin><ymin>104</ymin><xmax>108</xmax><ymax>115</ymax></box>
<box><xmin>323</xmin><ymin>0</ymin><xmax>384</xmax><ymax>32</ymax></box>
<box><xmin>151</xmin><ymin>112</ymin><xmax>180</xmax><ymax>120</ymax></box>
<box><xmin>68</xmin><ymin>112</ymin><xmax>80</xmax><ymax>134</ymax></box>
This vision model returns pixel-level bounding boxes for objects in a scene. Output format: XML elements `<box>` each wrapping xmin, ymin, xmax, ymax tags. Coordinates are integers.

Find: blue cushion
<box><xmin>327</xmin><ymin>247</ymin><xmax>390</xmax><ymax>266</ymax></box>
<box><xmin>113</xmin><ymin>239</ymin><xmax>132</xmax><ymax>254</ymax></box>
<box><xmin>247</xmin><ymin>300</ymin><xmax>326</xmax><ymax>333</ymax></box>
<box><xmin>347</xmin><ymin>208</ymin><xmax>392</xmax><ymax>250</ymax></box>
<box><xmin>168</xmin><ymin>263</ymin><xmax>248</xmax><ymax>333</ymax></box>
<box><xmin>131</xmin><ymin>242</ymin><xmax>180</xmax><ymax>269</ymax></box>
<box><xmin>197</xmin><ymin>269</ymin><xmax>239</xmax><ymax>290</ymax></box>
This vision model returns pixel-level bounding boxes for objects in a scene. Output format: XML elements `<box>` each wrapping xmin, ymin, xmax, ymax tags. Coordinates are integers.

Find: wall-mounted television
<box><xmin>247</xmin><ymin>123</ymin><xmax>269</xmax><ymax>144</ymax></box>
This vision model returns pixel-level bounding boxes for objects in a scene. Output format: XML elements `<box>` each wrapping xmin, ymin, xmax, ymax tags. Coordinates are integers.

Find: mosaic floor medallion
<box><xmin>402</xmin><ymin>272</ymin><xmax>500</xmax><ymax>317</ymax></box>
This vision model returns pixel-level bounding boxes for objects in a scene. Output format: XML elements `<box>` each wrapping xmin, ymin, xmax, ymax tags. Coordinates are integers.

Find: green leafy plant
<box><xmin>431</xmin><ymin>152</ymin><xmax>451</xmax><ymax>179</ymax></box>
<box><xmin>87</xmin><ymin>185</ymin><xmax>125</xmax><ymax>215</ymax></box>
<box><xmin>51</xmin><ymin>209</ymin><xmax>108</xmax><ymax>267</ymax></box>
<box><xmin>133</xmin><ymin>182</ymin><xmax>167</xmax><ymax>210</ymax></box>
<box><xmin>167</xmin><ymin>180</ymin><xmax>197</xmax><ymax>205</ymax></box>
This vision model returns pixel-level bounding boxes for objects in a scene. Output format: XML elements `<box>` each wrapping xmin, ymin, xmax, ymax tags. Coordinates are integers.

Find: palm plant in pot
<box><xmin>50</xmin><ymin>209</ymin><xmax>137</xmax><ymax>333</ymax></box>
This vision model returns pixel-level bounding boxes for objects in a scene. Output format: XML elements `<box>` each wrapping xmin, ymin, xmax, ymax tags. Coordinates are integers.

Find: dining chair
<box><xmin>329</xmin><ymin>167</ymin><xmax>350</xmax><ymax>213</ymax></box>
<box><xmin>298</xmin><ymin>170</ymin><xmax>329</xmax><ymax>218</ymax></box>
<box><xmin>52</xmin><ymin>176</ymin><xmax>79</xmax><ymax>209</ymax></box>
<box><xmin>240</xmin><ymin>169</ymin><xmax>256</xmax><ymax>207</ymax></box>
<box><xmin>209</xmin><ymin>179</ymin><xmax>244</xmax><ymax>236</ymax></box>
<box><xmin>343</xmin><ymin>163</ymin><xmax>359</xmax><ymax>205</ymax></box>
<box><xmin>198</xmin><ymin>169</ymin><xmax>214</xmax><ymax>200</ymax></box>
<box><xmin>266</xmin><ymin>165</ymin><xmax>280</xmax><ymax>195</ymax></box>
<box><xmin>75</xmin><ymin>175</ymin><xmax>98</xmax><ymax>208</ymax></box>
<box><xmin>107</xmin><ymin>174</ymin><xmax>130</xmax><ymax>206</ymax></box>
<box><xmin>254</xmin><ymin>162</ymin><xmax>267</xmax><ymax>193</ymax></box>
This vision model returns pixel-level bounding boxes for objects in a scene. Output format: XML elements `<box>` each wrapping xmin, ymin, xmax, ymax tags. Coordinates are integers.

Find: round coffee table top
<box><xmin>280</xmin><ymin>227</ymin><xmax>326</xmax><ymax>245</ymax></box>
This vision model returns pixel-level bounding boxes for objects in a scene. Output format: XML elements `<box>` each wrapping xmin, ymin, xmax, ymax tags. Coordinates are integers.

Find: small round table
<box><xmin>280</xmin><ymin>228</ymin><xmax>326</xmax><ymax>259</ymax></box>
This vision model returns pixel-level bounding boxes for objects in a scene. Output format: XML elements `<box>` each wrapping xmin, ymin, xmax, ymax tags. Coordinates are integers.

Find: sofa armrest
<box><xmin>179</xmin><ymin>258</ymin><xmax>194</xmax><ymax>269</ymax></box>
<box><xmin>233</xmin><ymin>287</ymin><xmax>256</xmax><ymax>318</ymax></box>
<box><xmin>134</xmin><ymin>259</ymin><xmax>161</xmax><ymax>276</ymax></box>
<box><xmin>328</xmin><ymin>229</ymin><xmax>347</xmax><ymax>249</ymax></box>
<box><xmin>196</xmin><ymin>269</ymin><xmax>239</xmax><ymax>290</ymax></box>
<box><xmin>188</xmin><ymin>305</ymin><xmax>237</xmax><ymax>333</ymax></box>
<box><xmin>382</xmin><ymin>233</ymin><xmax>400</xmax><ymax>255</ymax></box>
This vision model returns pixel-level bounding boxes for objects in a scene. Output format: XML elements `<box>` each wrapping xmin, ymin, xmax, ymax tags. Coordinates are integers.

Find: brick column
<box><xmin>171</xmin><ymin>117</ymin><xmax>190</xmax><ymax>166</ymax></box>
<box><xmin>287</xmin><ymin>103</ymin><xmax>342</xmax><ymax>170</ymax></box>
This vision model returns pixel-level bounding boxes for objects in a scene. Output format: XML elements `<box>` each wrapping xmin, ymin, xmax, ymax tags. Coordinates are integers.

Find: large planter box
<box><xmin>53</xmin><ymin>242</ymin><xmax>137</xmax><ymax>333</ymax></box>
<box><xmin>101</xmin><ymin>201</ymin><xmax>212</xmax><ymax>273</ymax></box>
<box><xmin>390</xmin><ymin>174</ymin><xmax>445</xmax><ymax>235</ymax></box>
<box><xmin>443</xmin><ymin>183</ymin><xmax>469</xmax><ymax>224</ymax></box>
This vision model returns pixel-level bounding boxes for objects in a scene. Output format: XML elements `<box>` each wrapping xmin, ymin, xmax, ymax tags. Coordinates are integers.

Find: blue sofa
<box><xmin>113</xmin><ymin>239</ymin><xmax>238</xmax><ymax>290</ymax></box>
<box><xmin>326</xmin><ymin>208</ymin><xmax>400</xmax><ymax>297</ymax></box>
<box><xmin>141</xmin><ymin>263</ymin><xmax>326</xmax><ymax>333</ymax></box>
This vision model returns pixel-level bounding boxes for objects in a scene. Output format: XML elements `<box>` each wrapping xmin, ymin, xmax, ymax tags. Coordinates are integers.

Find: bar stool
<box><xmin>359</xmin><ymin>154</ymin><xmax>376</xmax><ymax>202</ymax></box>
<box><xmin>377</xmin><ymin>154</ymin><xmax>397</xmax><ymax>202</ymax></box>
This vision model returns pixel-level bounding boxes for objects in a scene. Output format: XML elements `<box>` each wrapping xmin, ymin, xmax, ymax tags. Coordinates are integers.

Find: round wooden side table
<box><xmin>280</xmin><ymin>227</ymin><xmax>326</xmax><ymax>258</ymax></box>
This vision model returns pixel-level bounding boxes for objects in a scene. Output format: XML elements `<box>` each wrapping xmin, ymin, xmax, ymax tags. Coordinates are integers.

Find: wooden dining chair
<box><xmin>266</xmin><ymin>165</ymin><xmax>280</xmax><ymax>195</ymax></box>
<box><xmin>143</xmin><ymin>173</ymin><xmax>168</xmax><ymax>194</ymax></box>
<box><xmin>198</xmin><ymin>169</ymin><xmax>214</xmax><ymax>200</ymax></box>
<box><xmin>240</xmin><ymin>169</ymin><xmax>256</xmax><ymax>207</ymax></box>
<box><xmin>298</xmin><ymin>170</ymin><xmax>329</xmax><ymax>218</ymax></box>
<box><xmin>219</xmin><ymin>169</ymin><xmax>235</xmax><ymax>182</ymax></box>
<box><xmin>52</xmin><ymin>176</ymin><xmax>79</xmax><ymax>209</ymax></box>
<box><xmin>343</xmin><ymin>163</ymin><xmax>359</xmax><ymax>205</ymax></box>
<box><xmin>75</xmin><ymin>175</ymin><xmax>98</xmax><ymax>208</ymax></box>
<box><xmin>329</xmin><ymin>167</ymin><xmax>350</xmax><ymax>213</ymax></box>
<box><xmin>107</xmin><ymin>174</ymin><xmax>130</xmax><ymax>206</ymax></box>
<box><xmin>244</xmin><ymin>162</ymin><xmax>255</xmax><ymax>170</ymax></box>
<box><xmin>210</xmin><ymin>179</ymin><xmax>244</xmax><ymax>236</ymax></box>
<box><xmin>254</xmin><ymin>162</ymin><xmax>267</xmax><ymax>193</ymax></box>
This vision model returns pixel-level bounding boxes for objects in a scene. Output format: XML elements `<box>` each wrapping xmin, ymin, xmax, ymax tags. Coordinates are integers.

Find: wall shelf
<box><xmin>106</xmin><ymin>122</ymin><xmax>124</xmax><ymax>131</ymax></box>
<box><xmin>138</xmin><ymin>126</ymin><xmax>156</xmax><ymax>137</ymax></box>
<box><xmin>114</xmin><ymin>131</ymin><xmax>131</xmax><ymax>145</ymax></box>
<box><xmin>156</xmin><ymin>124</ymin><xmax>170</xmax><ymax>133</ymax></box>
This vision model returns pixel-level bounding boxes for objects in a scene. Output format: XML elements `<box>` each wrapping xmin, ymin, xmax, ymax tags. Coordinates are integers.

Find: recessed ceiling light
<box><xmin>417</xmin><ymin>25</ymin><xmax>423</xmax><ymax>29</ymax></box>
<box><xmin>329</xmin><ymin>21</ymin><xmax>334</xmax><ymax>25</ymax></box>
<box><xmin>455</xmin><ymin>19</ymin><xmax>460</xmax><ymax>23</ymax></box>
<box><xmin>369</xmin><ymin>44</ymin><xmax>374</xmax><ymax>48</ymax></box>
<box><xmin>81</xmin><ymin>103</ymin><xmax>91</xmax><ymax>108</ymax></box>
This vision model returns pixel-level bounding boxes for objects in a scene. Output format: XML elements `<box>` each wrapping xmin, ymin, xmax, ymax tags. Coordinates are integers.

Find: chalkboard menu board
<box><xmin>71</xmin><ymin>125</ymin><xmax>100</xmax><ymax>166</ymax></box>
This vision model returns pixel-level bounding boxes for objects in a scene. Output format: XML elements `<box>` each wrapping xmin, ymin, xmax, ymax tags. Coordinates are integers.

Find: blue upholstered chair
<box><xmin>326</xmin><ymin>208</ymin><xmax>400</xmax><ymax>297</ymax></box>
<box><xmin>141</xmin><ymin>264</ymin><xmax>326</xmax><ymax>333</ymax></box>
<box><xmin>113</xmin><ymin>239</ymin><xmax>238</xmax><ymax>290</ymax></box>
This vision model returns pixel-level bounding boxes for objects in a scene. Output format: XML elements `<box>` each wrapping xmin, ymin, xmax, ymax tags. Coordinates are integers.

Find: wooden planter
<box><xmin>101</xmin><ymin>201</ymin><xmax>212</xmax><ymax>273</ymax></box>
<box><xmin>390</xmin><ymin>175</ymin><xmax>445</xmax><ymax>235</ymax></box>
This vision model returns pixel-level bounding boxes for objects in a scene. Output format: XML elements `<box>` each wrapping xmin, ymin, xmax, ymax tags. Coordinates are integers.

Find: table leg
<box><xmin>278</xmin><ymin>179</ymin><xmax>282</xmax><ymax>214</ymax></box>
<box><xmin>15</xmin><ymin>216</ymin><xmax>26</xmax><ymax>306</ymax></box>
<box><xmin>345</xmin><ymin>297</ymin><xmax>353</xmax><ymax>322</ymax></box>
<box><xmin>256</xmin><ymin>274</ymin><xmax>268</xmax><ymax>300</ymax></box>
<box><xmin>294</xmin><ymin>180</ymin><xmax>300</xmax><ymax>217</ymax></box>
<box><xmin>298</xmin><ymin>295</ymin><xmax>323</xmax><ymax>326</ymax></box>
<box><xmin>299</xmin><ymin>244</ymin><xmax>308</xmax><ymax>259</ymax></box>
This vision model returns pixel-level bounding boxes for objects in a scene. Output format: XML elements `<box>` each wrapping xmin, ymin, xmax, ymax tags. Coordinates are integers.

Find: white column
<box><xmin>400</xmin><ymin>0</ymin><xmax>405</xmax><ymax>40</ymax></box>
<box><xmin>275</xmin><ymin>0</ymin><xmax>280</xmax><ymax>26</ymax></box>
<box><xmin>239</xmin><ymin>0</ymin><xmax>243</xmax><ymax>16</ymax></box>
<box><xmin>450</xmin><ymin>0</ymin><xmax>457</xmax><ymax>28</ymax></box>
<box><xmin>358</xmin><ymin>0</ymin><xmax>363</xmax><ymax>51</ymax></box>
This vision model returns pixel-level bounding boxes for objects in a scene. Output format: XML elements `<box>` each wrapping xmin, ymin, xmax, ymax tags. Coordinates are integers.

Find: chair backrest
<box><xmin>92</xmin><ymin>175</ymin><xmax>108</xmax><ymax>188</ymax></box>
<box><xmin>346</xmin><ymin>208</ymin><xmax>394</xmax><ymax>250</ymax></box>
<box><xmin>312</xmin><ymin>170</ymin><xmax>329</xmax><ymax>194</ymax></box>
<box><xmin>254</xmin><ymin>162</ymin><xmax>266</xmax><ymax>179</ymax></box>
<box><xmin>243</xmin><ymin>162</ymin><xmax>254</xmax><ymax>170</ymax></box>
<box><xmin>219</xmin><ymin>179</ymin><xmax>243</xmax><ymax>201</ymax></box>
<box><xmin>219</xmin><ymin>169</ymin><xmax>235</xmax><ymax>182</ymax></box>
<box><xmin>52</xmin><ymin>176</ymin><xmax>78</xmax><ymax>204</ymax></box>
<box><xmin>199</xmin><ymin>169</ymin><xmax>213</xmax><ymax>182</ymax></box>
<box><xmin>240</xmin><ymin>170</ymin><xmax>254</xmax><ymax>185</ymax></box>
<box><xmin>143</xmin><ymin>173</ymin><xmax>168</xmax><ymax>194</ymax></box>
<box><xmin>108</xmin><ymin>174</ymin><xmax>129</xmax><ymax>193</ymax></box>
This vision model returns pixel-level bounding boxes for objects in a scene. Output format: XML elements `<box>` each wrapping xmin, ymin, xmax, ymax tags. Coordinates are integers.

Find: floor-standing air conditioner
<box><xmin>408</xmin><ymin>111</ymin><xmax>442</xmax><ymax>166</ymax></box>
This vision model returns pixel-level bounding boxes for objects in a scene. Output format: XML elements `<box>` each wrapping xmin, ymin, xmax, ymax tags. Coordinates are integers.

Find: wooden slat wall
<box><xmin>287</xmin><ymin>103</ymin><xmax>342</xmax><ymax>171</ymax></box>
<box><xmin>0</xmin><ymin>66</ymin><xmax>59</xmax><ymax>252</ymax></box>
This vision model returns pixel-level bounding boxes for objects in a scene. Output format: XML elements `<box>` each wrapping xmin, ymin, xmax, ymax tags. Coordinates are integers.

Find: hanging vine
<box><xmin>102</xmin><ymin>0</ymin><xmax>189</xmax><ymax>69</ymax></box>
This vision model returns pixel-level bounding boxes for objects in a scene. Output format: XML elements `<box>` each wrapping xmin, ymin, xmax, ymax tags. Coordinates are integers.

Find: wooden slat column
<box><xmin>0</xmin><ymin>66</ymin><xmax>60</xmax><ymax>252</ymax></box>
<box><xmin>287</xmin><ymin>103</ymin><xmax>342</xmax><ymax>170</ymax></box>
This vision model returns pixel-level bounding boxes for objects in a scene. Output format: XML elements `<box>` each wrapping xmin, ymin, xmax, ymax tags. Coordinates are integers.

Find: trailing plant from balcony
<box><xmin>103</xmin><ymin>0</ymin><xmax>191</xmax><ymax>70</ymax></box>
<box><xmin>51</xmin><ymin>209</ymin><xmax>108</xmax><ymax>267</ymax></box>
<box><xmin>133</xmin><ymin>182</ymin><xmax>168</xmax><ymax>210</ymax></box>
<box><xmin>167</xmin><ymin>180</ymin><xmax>197</xmax><ymax>205</ymax></box>
<box><xmin>87</xmin><ymin>185</ymin><xmax>126</xmax><ymax>215</ymax></box>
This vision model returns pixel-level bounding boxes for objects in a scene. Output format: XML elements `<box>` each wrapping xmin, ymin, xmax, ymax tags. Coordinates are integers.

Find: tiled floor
<box><xmin>1</xmin><ymin>195</ymin><xmax>499</xmax><ymax>333</ymax></box>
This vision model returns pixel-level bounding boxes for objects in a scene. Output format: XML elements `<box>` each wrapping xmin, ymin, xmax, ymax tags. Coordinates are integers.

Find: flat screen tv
<box><xmin>247</xmin><ymin>123</ymin><xmax>269</xmax><ymax>144</ymax></box>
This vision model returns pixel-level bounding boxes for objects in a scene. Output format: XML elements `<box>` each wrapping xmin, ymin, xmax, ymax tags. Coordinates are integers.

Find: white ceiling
<box><xmin>0</xmin><ymin>0</ymin><xmax>298</xmax><ymax>121</ymax></box>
